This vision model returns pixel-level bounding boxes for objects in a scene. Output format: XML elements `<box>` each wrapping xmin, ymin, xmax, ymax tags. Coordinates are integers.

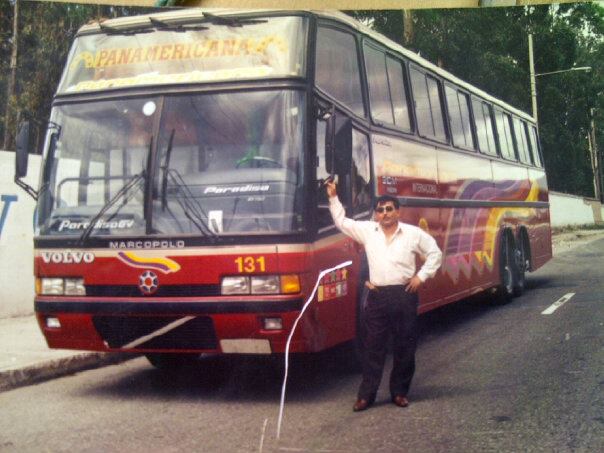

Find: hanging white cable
<box><xmin>276</xmin><ymin>260</ymin><xmax>353</xmax><ymax>439</ymax></box>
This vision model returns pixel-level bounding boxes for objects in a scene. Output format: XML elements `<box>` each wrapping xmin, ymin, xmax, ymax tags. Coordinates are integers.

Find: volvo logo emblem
<box><xmin>139</xmin><ymin>270</ymin><xmax>159</xmax><ymax>295</ymax></box>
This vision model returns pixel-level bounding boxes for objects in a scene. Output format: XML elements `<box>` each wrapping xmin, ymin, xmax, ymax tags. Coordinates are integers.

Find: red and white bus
<box><xmin>15</xmin><ymin>9</ymin><xmax>551</xmax><ymax>368</ymax></box>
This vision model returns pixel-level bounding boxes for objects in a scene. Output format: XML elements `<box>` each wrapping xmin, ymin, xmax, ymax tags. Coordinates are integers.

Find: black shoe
<box><xmin>353</xmin><ymin>398</ymin><xmax>373</xmax><ymax>412</ymax></box>
<box><xmin>392</xmin><ymin>395</ymin><xmax>409</xmax><ymax>408</ymax></box>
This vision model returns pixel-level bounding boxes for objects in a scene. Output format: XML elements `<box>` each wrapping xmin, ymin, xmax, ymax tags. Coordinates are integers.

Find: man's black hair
<box><xmin>373</xmin><ymin>195</ymin><xmax>399</xmax><ymax>210</ymax></box>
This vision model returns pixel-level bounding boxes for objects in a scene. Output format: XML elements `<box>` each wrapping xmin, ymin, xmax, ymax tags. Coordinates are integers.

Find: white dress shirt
<box><xmin>329</xmin><ymin>196</ymin><xmax>442</xmax><ymax>286</ymax></box>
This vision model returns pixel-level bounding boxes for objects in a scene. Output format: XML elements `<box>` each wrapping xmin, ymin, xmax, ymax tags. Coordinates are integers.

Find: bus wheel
<box><xmin>145</xmin><ymin>353</ymin><xmax>200</xmax><ymax>370</ymax></box>
<box><xmin>513</xmin><ymin>233</ymin><xmax>528</xmax><ymax>297</ymax></box>
<box><xmin>494</xmin><ymin>232</ymin><xmax>516</xmax><ymax>304</ymax></box>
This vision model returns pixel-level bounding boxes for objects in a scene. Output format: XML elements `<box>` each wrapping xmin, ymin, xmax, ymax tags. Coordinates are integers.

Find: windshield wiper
<box><xmin>76</xmin><ymin>171</ymin><xmax>145</xmax><ymax>246</ymax></box>
<box><xmin>164</xmin><ymin>169</ymin><xmax>216</xmax><ymax>237</ymax></box>
<box><xmin>201</xmin><ymin>12</ymin><xmax>267</xmax><ymax>27</ymax></box>
<box><xmin>149</xmin><ymin>17</ymin><xmax>209</xmax><ymax>32</ymax></box>
<box><xmin>98</xmin><ymin>23</ymin><xmax>153</xmax><ymax>36</ymax></box>
<box><xmin>77</xmin><ymin>136</ymin><xmax>153</xmax><ymax>245</ymax></box>
<box><xmin>160</xmin><ymin>129</ymin><xmax>176</xmax><ymax>211</ymax></box>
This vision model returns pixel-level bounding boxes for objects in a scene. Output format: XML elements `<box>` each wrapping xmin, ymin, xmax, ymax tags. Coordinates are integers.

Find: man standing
<box><xmin>326</xmin><ymin>179</ymin><xmax>442</xmax><ymax>412</ymax></box>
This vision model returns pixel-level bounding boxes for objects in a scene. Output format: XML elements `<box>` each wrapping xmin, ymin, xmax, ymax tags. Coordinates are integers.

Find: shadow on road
<box><xmin>80</xmin><ymin>279</ymin><xmax>547</xmax><ymax>404</ymax></box>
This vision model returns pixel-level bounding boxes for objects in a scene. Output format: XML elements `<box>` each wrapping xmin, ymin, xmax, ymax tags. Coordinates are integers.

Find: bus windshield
<box><xmin>58</xmin><ymin>15</ymin><xmax>307</xmax><ymax>94</ymax></box>
<box><xmin>36</xmin><ymin>90</ymin><xmax>306</xmax><ymax>238</ymax></box>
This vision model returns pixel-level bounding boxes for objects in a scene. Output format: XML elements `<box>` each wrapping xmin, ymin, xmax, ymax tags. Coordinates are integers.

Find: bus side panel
<box><xmin>527</xmin><ymin>167</ymin><xmax>553</xmax><ymax>270</ymax></box>
<box><xmin>302</xmin><ymin>234</ymin><xmax>361</xmax><ymax>351</ymax></box>
<box><xmin>372</xmin><ymin>135</ymin><xmax>454</xmax><ymax>310</ymax></box>
<box><xmin>437</xmin><ymin>150</ymin><xmax>498</xmax><ymax>300</ymax></box>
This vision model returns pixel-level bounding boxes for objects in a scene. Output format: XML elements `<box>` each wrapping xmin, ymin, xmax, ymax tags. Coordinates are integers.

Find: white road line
<box><xmin>541</xmin><ymin>293</ymin><xmax>575</xmax><ymax>315</ymax></box>
<box><xmin>121</xmin><ymin>316</ymin><xmax>195</xmax><ymax>349</ymax></box>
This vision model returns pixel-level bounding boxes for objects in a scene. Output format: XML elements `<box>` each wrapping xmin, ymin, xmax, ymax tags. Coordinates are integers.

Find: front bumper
<box><xmin>35</xmin><ymin>296</ymin><xmax>309</xmax><ymax>354</ymax></box>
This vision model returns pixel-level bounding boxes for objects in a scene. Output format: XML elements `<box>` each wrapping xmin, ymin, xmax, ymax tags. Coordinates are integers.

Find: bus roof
<box><xmin>79</xmin><ymin>8</ymin><xmax>535</xmax><ymax>123</ymax></box>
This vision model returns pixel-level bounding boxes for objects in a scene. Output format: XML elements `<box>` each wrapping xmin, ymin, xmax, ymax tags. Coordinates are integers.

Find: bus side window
<box><xmin>482</xmin><ymin>103</ymin><xmax>498</xmax><ymax>156</ymax></box>
<box><xmin>409</xmin><ymin>67</ymin><xmax>447</xmax><ymax>142</ymax></box>
<box><xmin>528</xmin><ymin>126</ymin><xmax>543</xmax><ymax>167</ymax></box>
<box><xmin>386</xmin><ymin>57</ymin><xmax>412</xmax><ymax>131</ymax></box>
<box><xmin>513</xmin><ymin>117</ymin><xmax>531</xmax><ymax>165</ymax></box>
<box><xmin>364</xmin><ymin>43</ymin><xmax>393</xmax><ymax>125</ymax></box>
<box><xmin>315</xmin><ymin>26</ymin><xmax>365</xmax><ymax>117</ymax></box>
<box><xmin>472</xmin><ymin>98</ymin><xmax>498</xmax><ymax>156</ymax></box>
<box><xmin>351</xmin><ymin>130</ymin><xmax>371</xmax><ymax>215</ymax></box>
<box><xmin>445</xmin><ymin>85</ymin><xmax>474</xmax><ymax>150</ymax></box>
<box><xmin>495</xmin><ymin>109</ymin><xmax>516</xmax><ymax>160</ymax></box>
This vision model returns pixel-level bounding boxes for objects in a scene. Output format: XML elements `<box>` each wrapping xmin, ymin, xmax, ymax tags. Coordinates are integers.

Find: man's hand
<box><xmin>325</xmin><ymin>178</ymin><xmax>337</xmax><ymax>198</ymax></box>
<box><xmin>405</xmin><ymin>275</ymin><xmax>422</xmax><ymax>293</ymax></box>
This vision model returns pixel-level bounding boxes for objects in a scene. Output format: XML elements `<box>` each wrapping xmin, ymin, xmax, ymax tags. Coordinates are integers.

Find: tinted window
<box><xmin>513</xmin><ymin>117</ymin><xmax>531</xmax><ymax>164</ymax></box>
<box><xmin>410</xmin><ymin>67</ymin><xmax>446</xmax><ymax>142</ymax></box>
<box><xmin>351</xmin><ymin>130</ymin><xmax>372</xmax><ymax>215</ymax></box>
<box><xmin>446</xmin><ymin>86</ymin><xmax>474</xmax><ymax>149</ymax></box>
<box><xmin>495</xmin><ymin>109</ymin><xmax>516</xmax><ymax>160</ymax></box>
<box><xmin>528</xmin><ymin>126</ymin><xmax>542</xmax><ymax>167</ymax></box>
<box><xmin>472</xmin><ymin>99</ymin><xmax>496</xmax><ymax>156</ymax></box>
<box><xmin>386</xmin><ymin>57</ymin><xmax>411</xmax><ymax>131</ymax></box>
<box><xmin>364</xmin><ymin>44</ymin><xmax>394</xmax><ymax>124</ymax></box>
<box><xmin>316</xmin><ymin>27</ymin><xmax>364</xmax><ymax>117</ymax></box>
<box><xmin>427</xmin><ymin>77</ymin><xmax>447</xmax><ymax>141</ymax></box>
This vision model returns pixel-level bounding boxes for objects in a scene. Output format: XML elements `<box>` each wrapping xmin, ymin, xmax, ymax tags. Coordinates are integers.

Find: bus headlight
<box><xmin>221</xmin><ymin>276</ymin><xmax>250</xmax><ymax>295</ymax></box>
<box><xmin>39</xmin><ymin>278</ymin><xmax>64</xmax><ymax>295</ymax></box>
<box><xmin>37</xmin><ymin>277</ymin><xmax>85</xmax><ymax>296</ymax></box>
<box><xmin>65</xmin><ymin>278</ymin><xmax>86</xmax><ymax>296</ymax></box>
<box><xmin>251</xmin><ymin>275</ymin><xmax>280</xmax><ymax>294</ymax></box>
<box><xmin>220</xmin><ymin>275</ymin><xmax>301</xmax><ymax>295</ymax></box>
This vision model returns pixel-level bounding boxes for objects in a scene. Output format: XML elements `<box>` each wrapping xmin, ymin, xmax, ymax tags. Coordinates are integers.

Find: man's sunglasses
<box><xmin>375</xmin><ymin>206</ymin><xmax>395</xmax><ymax>213</ymax></box>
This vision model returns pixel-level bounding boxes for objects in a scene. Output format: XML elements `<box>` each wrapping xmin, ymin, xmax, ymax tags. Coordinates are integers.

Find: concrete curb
<box><xmin>0</xmin><ymin>352</ymin><xmax>136</xmax><ymax>392</ymax></box>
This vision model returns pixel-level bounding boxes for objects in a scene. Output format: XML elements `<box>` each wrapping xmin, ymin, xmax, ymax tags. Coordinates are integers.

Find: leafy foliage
<box><xmin>0</xmin><ymin>1</ymin><xmax>157</xmax><ymax>152</ymax></box>
<box><xmin>350</xmin><ymin>5</ymin><xmax>604</xmax><ymax>198</ymax></box>
<box><xmin>1</xmin><ymin>4</ymin><xmax>602</xmax><ymax>198</ymax></box>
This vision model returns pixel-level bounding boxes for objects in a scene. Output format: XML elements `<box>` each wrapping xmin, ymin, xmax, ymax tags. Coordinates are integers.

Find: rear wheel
<box><xmin>513</xmin><ymin>232</ymin><xmax>529</xmax><ymax>297</ymax></box>
<box><xmin>494</xmin><ymin>232</ymin><xmax>516</xmax><ymax>304</ymax></box>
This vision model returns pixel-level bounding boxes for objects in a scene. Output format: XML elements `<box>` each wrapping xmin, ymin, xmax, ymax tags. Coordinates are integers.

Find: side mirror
<box><xmin>325</xmin><ymin>114</ymin><xmax>353</xmax><ymax>176</ymax></box>
<box><xmin>15</xmin><ymin>120</ymin><xmax>31</xmax><ymax>178</ymax></box>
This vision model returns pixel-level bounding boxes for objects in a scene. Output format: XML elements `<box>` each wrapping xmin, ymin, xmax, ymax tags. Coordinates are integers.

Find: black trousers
<box><xmin>357</xmin><ymin>285</ymin><xmax>419</xmax><ymax>401</ymax></box>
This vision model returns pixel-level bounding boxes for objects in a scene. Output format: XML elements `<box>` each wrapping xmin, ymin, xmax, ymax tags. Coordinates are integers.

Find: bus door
<box><xmin>312</xmin><ymin>103</ymin><xmax>370</xmax><ymax>348</ymax></box>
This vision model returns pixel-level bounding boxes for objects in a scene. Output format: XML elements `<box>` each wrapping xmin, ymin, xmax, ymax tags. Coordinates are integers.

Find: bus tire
<box><xmin>513</xmin><ymin>230</ymin><xmax>529</xmax><ymax>297</ymax></box>
<box><xmin>145</xmin><ymin>353</ymin><xmax>200</xmax><ymax>370</ymax></box>
<box><xmin>494</xmin><ymin>231</ymin><xmax>516</xmax><ymax>304</ymax></box>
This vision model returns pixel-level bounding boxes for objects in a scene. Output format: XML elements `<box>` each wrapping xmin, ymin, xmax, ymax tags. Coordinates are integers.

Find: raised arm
<box><xmin>325</xmin><ymin>179</ymin><xmax>368</xmax><ymax>244</ymax></box>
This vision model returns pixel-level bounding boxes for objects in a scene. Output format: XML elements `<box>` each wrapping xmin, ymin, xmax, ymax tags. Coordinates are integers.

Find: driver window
<box><xmin>316</xmin><ymin>120</ymin><xmax>333</xmax><ymax>230</ymax></box>
<box><xmin>351</xmin><ymin>130</ymin><xmax>371</xmax><ymax>216</ymax></box>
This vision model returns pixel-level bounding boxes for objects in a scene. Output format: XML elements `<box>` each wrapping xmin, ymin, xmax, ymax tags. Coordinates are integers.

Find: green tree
<box><xmin>349</xmin><ymin>5</ymin><xmax>603</xmax><ymax>198</ymax></box>
<box><xmin>0</xmin><ymin>1</ymin><xmax>157</xmax><ymax>151</ymax></box>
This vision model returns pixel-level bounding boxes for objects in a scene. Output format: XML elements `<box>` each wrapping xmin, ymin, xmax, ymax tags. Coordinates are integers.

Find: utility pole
<box><xmin>3</xmin><ymin>0</ymin><xmax>20</xmax><ymax>151</ymax></box>
<box><xmin>528</xmin><ymin>33</ymin><xmax>538</xmax><ymax>125</ymax></box>
<box><xmin>402</xmin><ymin>9</ymin><xmax>413</xmax><ymax>46</ymax></box>
<box><xmin>588</xmin><ymin>108</ymin><xmax>602</xmax><ymax>202</ymax></box>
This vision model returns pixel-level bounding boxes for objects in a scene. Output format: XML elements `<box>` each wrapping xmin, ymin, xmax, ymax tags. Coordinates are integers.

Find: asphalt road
<box><xmin>0</xmin><ymin>239</ymin><xmax>602</xmax><ymax>453</ymax></box>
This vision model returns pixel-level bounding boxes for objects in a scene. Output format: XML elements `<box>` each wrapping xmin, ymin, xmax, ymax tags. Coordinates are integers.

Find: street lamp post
<box><xmin>528</xmin><ymin>33</ymin><xmax>598</xmax><ymax>200</ymax></box>
<box><xmin>528</xmin><ymin>33</ymin><xmax>592</xmax><ymax>125</ymax></box>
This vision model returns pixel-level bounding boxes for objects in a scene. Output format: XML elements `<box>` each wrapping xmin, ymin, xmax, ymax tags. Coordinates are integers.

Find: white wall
<box><xmin>549</xmin><ymin>191</ymin><xmax>603</xmax><ymax>227</ymax></box>
<box><xmin>0</xmin><ymin>150</ymin><xmax>41</xmax><ymax>317</ymax></box>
